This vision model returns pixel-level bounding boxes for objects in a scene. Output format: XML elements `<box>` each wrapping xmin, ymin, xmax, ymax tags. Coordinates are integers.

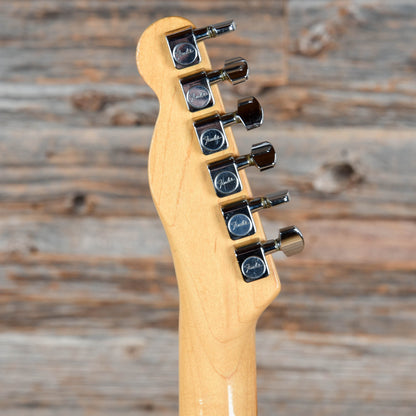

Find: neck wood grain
<box><xmin>137</xmin><ymin>17</ymin><xmax>281</xmax><ymax>416</ymax></box>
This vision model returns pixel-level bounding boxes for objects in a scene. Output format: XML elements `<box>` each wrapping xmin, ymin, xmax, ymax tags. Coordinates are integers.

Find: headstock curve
<box><xmin>136</xmin><ymin>16</ymin><xmax>281</xmax><ymax>339</ymax></box>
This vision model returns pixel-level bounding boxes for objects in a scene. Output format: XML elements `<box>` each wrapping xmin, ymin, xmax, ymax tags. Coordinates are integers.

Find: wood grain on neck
<box><xmin>137</xmin><ymin>17</ymin><xmax>280</xmax><ymax>415</ymax></box>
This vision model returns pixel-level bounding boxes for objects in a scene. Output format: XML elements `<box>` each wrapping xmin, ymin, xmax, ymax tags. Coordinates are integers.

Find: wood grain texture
<box><xmin>1</xmin><ymin>330</ymin><xmax>416</xmax><ymax>416</ymax></box>
<box><xmin>0</xmin><ymin>0</ymin><xmax>415</xmax><ymax>415</ymax></box>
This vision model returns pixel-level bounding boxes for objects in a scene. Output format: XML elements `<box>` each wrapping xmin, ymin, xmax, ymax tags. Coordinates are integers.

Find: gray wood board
<box><xmin>1</xmin><ymin>1</ymin><xmax>416</xmax><ymax>127</ymax></box>
<box><xmin>1</xmin><ymin>329</ymin><xmax>415</xmax><ymax>416</ymax></box>
<box><xmin>0</xmin><ymin>126</ymin><xmax>414</xmax><ymax>219</ymax></box>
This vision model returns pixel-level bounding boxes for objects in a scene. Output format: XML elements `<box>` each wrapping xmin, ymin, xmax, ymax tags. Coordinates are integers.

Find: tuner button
<box><xmin>235</xmin><ymin>97</ymin><xmax>263</xmax><ymax>130</ymax></box>
<box><xmin>248</xmin><ymin>190</ymin><xmax>290</xmax><ymax>213</ymax></box>
<box><xmin>277</xmin><ymin>226</ymin><xmax>305</xmax><ymax>257</ymax></box>
<box><xmin>211</xmin><ymin>20</ymin><xmax>236</xmax><ymax>36</ymax></box>
<box><xmin>222</xmin><ymin>57</ymin><xmax>249</xmax><ymax>85</ymax></box>
<box><xmin>250</xmin><ymin>141</ymin><xmax>276</xmax><ymax>171</ymax></box>
<box><xmin>234</xmin><ymin>141</ymin><xmax>276</xmax><ymax>171</ymax></box>
<box><xmin>219</xmin><ymin>96</ymin><xmax>263</xmax><ymax>131</ymax></box>
<box><xmin>194</xmin><ymin>20</ymin><xmax>236</xmax><ymax>41</ymax></box>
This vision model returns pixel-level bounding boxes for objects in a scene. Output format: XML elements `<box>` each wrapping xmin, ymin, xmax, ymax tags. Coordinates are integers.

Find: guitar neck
<box><xmin>137</xmin><ymin>16</ymin><xmax>303</xmax><ymax>416</ymax></box>
<box><xmin>179</xmin><ymin>309</ymin><xmax>257</xmax><ymax>415</ymax></box>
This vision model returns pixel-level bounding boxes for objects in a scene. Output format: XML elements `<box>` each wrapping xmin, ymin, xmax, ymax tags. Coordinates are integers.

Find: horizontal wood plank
<box><xmin>1</xmin><ymin>227</ymin><xmax>415</xmax><ymax>337</ymax></box>
<box><xmin>2</xmin><ymin>1</ymin><xmax>416</xmax><ymax>128</ymax></box>
<box><xmin>1</xmin><ymin>329</ymin><xmax>415</xmax><ymax>416</ymax></box>
<box><xmin>0</xmin><ymin>127</ymin><xmax>414</xmax><ymax>220</ymax></box>
<box><xmin>284</xmin><ymin>0</ymin><xmax>416</xmax><ymax>126</ymax></box>
<box><xmin>0</xmin><ymin>0</ymin><xmax>287</xmax><ymax>85</ymax></box>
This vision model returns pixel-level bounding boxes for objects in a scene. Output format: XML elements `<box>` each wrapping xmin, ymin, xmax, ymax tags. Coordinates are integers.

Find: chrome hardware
<box><xmin>180</xmin><ymin>58</ymin><xmax>248</xmax><ymax>112</ymax></box>
<box><xmin>208</xmin><ymin>159</ymin><xmax>242</xmax><ymax>197</ymax></box>
<box><xmin>207</xmin><ymin>141</ymin><xmax>276</xmax><ymax>197</ymax></box>
<box><xmin>207</xmin><ymin>57</ymin><xmax>249</xmax><ymax>85</ymax></box>
<box><xmin>194</xmin><ymin>20</ymin><xmax>236</xmax><ymax>41</ymax></box>
<box><xmin>235</xmin><ymin>226</ymin><xmax>305</xmax><ymax>282</ymax></box>
<box><xmin>221</xmin><ymin>96</ymin><xmax>263</xmax><ymax>130</ymax></box>
<box><xmin>166</xmin><ymin>20</ymin><xmax>236</xmax><ymax>69</ymax></box>
<box><xmin>193</xmin><ymin>97</ymin><xmax>263</xmax><ymax>155</ymax></box>
<box><xmin>234</xmin><ymin>141</ymin><xmax>276</xmax><ymax>171</ymax></box>
<box><xmin>222</xmin><ymin>190</ymin><xmax>289</xmax><ymax>240</ymax></box>
<box><xmin>264</xmin><ymin>226</ymin><xmax>305</xmax><ymax>258</ymax></box>
<box><xmin>248</xmin><ymin>190</ymin><xmax>290</xmax><ymax>212</ymax></box>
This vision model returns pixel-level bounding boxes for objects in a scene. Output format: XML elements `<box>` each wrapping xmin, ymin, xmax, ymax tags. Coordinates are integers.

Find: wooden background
<box><xmin>0</xmin><ymin>0</ymin><xmax>415</xmax><ymax>415</ymax></box>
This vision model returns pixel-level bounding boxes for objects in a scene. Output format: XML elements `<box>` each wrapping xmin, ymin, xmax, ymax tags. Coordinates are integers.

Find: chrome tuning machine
<box><xmin>194</xmin><ymin>96</ymin><xmax>263</xmax><ymax>154</ymax></box>
<box><xmin>236</xmin><ymin>226</ymin><xmax>305</xmax><ymax>282</ymax></box>
<box><xmin>222</xmin><ymin>190</ymin><xmax>289</xmax><ymax>240</ymax></box>
<box><xmin>208</xmin><ymin>141</ymin><xmax>276</xmax><ymax>197</ymax></box>
<box><xmin>166</xmin><ymin>20</ymin><xmax>236</xmax><ymax>69</ymax></box>
<box><xmin>180</xmin><ymin>57</ymin><xmax>249</xmax><ymax>112</ymax></box>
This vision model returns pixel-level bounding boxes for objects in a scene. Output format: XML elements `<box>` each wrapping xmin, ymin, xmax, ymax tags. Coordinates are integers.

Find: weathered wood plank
<box><xmin>2</xmin><ymin>1</ymin><xmax>416</xmax><ymax>128</ymax></box>
<box><xmin>0</xmin><ymin>0</ymin><xmax>287</xmax><ymax>84</ymax></box>
<box><xmin>0</xmin><ymin>216</ymin><xmax>413</xmax><ymax>264</ymax></box>
<box><xmin>0</xmin><ymin>214</ymin><xmax>415</xmax><ymax>336</ymax></box>
<box><xmin>2</xmin><ymin>262</ymin><xmax>416</xmax><ymax>336</ymax></box>
<box><xmin>284</xmin><ymin>0</ymin><xmax>416</xmax><ymax>126</ymax></box>
<box><xmin>0</xmin><ymin>127</ymin><xmax>414</xmax><ymax>220</ymax></box>
<box><xmin>0</xmin><ymin>83</ymin><xmax>159</xmax><ymax>128</ymax></box>
<box><xmin>1</xmin><ymin>330</ymin><xmax>415</xmax><ymax>416</ymax></box>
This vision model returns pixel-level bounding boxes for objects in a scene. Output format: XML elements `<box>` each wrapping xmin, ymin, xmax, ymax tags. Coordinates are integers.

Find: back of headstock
<box><xmin>137</xmin><ymin>16</ymin><xmax>304</xmax><ymax>415</ymax></box>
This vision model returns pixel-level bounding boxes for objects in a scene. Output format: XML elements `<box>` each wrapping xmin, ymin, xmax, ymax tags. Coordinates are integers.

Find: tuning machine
<box><xmin>194</xmin><ymin>96</ymin><xmax>263</xmax><ymax>154</ymax></box>
<box><xmin>208</xmin><ymin>141</ymin><xmax>276</xmax><ymax>197</ymax></box>
<box><xmin>235</xmin><ymin>226</ymin><xmax>305</xmax><ymax>282</ymax></box>
<box><xmin>166</xmin><ymin>20</ymin><xmax>236</xmax><ymax>69</ymax></box>
<box><xmin>180</xmin><ymin>57</ymin><xmax>249</xmax><ymax>112</ymax></box>
<box><xmin>222</xmin><ymin>190</ymin><xmax>289</xmax><ymax>240</ymax></box>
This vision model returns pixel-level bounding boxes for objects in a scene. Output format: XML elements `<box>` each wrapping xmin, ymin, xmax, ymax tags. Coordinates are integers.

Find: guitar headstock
<box><xmin>136</xmin><ymin>17</ymin><xmax>304</xmax><ymax>340</ymax></box>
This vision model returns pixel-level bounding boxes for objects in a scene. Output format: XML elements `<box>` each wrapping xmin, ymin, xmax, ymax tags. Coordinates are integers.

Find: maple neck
<box><xmin>179</xmin><ymin>310</ymin><xmax>257</xmax><ymax>415</ymax></box>
<box><xmin>137</xmin><ymin>16</ymin><xmax>303</xmax><ymax>416</ymax></box>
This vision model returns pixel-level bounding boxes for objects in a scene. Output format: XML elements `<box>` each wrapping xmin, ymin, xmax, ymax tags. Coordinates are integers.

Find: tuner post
<box><xmin>166</xmin><ymin>20</ymin><xmax>236</xmax><ymax>69</ymax></box>
<box><xmin>235</xmin><ymin>226</ymin><xmax>305</xmax><ymax>283</ymax></box>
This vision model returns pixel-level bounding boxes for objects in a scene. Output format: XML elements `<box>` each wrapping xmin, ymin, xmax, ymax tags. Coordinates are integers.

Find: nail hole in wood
<box><xmin>313</xmin><ymin>161</ymin><xmax>363</xmax><ymax>193</ymax></box>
